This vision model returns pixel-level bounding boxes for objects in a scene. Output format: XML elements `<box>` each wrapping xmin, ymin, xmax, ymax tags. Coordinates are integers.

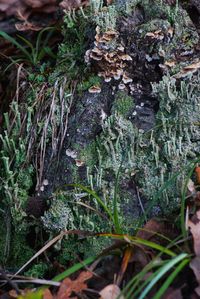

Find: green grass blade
<box><xmin>180</xmin><ymin>157</ymin><xmax>200</xmax><ymax>237</ymax></box>
<box><xmin>40</xmin><ymin>47</ymin><xmax>57</xmax><ymax>60</ymax></box>
<box><xmin>35</xmin><ymin>27</ymin><xmax>55</xmax><ymax>61</ymax></box>
<box><xmin>131</xmin><ymin>266</ymin><xmax>166</xmax><ymax>299</ymax></box>
<box><xmin>138</xmin><ymin>253</ymin><xmax>188</xmax><ymax>299</ymax></box>
<box><xmin>3</xmin><ymin>58</ymin><xmax>24</xmax><ymax>72</ymax></box>
<box><xmin>122</xmin><ymin>261</ymin><xmax>165</xmax><ymax>299</ymax></box>
<box><xmin>17</xmin><ymin>35</ymin><xmax>34</xmax><ymax>51</ymax></box>
<box><xmin>131</xmin><ymin>237</ymin><xmax>176</xmax><ymax>257</ymax></box>
<box><xmin>113</xmin><ymin>166</ymin><xmax>122</xmax><ymax>234</ymax></box>
<box><xmin>52</xmin><ymin>255</ymin><xmax>97</xmax><ymax>282</ymax></box>
<box><xmin>0</xmin><ymin>31</ymin><xmax>32</xmax><ymax>61</ymax></box>
<box><xmin>152</xmin><ymin>258</ymin><xmax>190</xmax><ymax>299</ymax></box>
<box><xmin>97</xmin><ymin>233</ymin><xmax>176</xmax><ymax>257</ymax></box>
<box><xmin>137</xmin><ymin>228</ymin><xmax>182</xmax><ymax>252</ymax></box>
<box><xmin>42</xmin><ymin>29</ymin><xmax>55</xmax><ymax>48</ymax></box>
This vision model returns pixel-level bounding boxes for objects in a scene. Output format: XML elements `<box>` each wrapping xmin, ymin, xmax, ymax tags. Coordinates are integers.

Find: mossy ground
<box><xmin>0</xmin><ymin>0</ymin><xmax>200</xmax><ymax>277</ymax></box>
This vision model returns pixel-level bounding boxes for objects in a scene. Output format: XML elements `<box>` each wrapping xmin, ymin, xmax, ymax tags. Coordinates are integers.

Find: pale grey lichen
<box><xmin>2</xmin><ymin>0</ymin><xmax>199</xmax><ymax>267</ymax></box>
<box><xmin>81</xmin><ymin>72</ymin><xmax>200</xmax><ymax>218</ymax></box>
<box><xmin>41</xmin><ymin>199</ymin><xmax>73</xmax><ymax>232</ymax></box>
<box><xmin>95</xmin><ymin>5</ymin><xmax>118</xmax><ymax>30</ymax></box>
<box><xmin>40</xmin><ymin>0</ymin><xmax>200</xmax><ymax>238</ymax></box>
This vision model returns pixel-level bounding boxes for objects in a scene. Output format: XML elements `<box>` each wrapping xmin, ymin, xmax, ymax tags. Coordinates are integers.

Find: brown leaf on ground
<box><xmin>188</xmin><ymin>210</ymin><xmax>200</xmax><ymax>256</ymax></box>
<box><xmin>43</xmin><ymin>289</ymin><xmax>53</xmax><ymax>299</ymax></box>
<box><xmin>15</xmin><ymin>21</ymin><xmax>43</xmax><ymax>31</ymax></box>
<box><xmin>99</xmin><ymin>284</ymin><xmax>124</xmax><ymax>299</ymax></box>
<box><xmin>56</xmin><ymin>271</ymin><xmax>93</xmax><ymax>299</ymax></box>
<box><xmin>162</xmin><ymin>287</ymin><xmax>183</xmax><ymax>299</ymax></box>
<box><xmin>23</xmin><ymin>0</ymin><xmax>57</xmax><ymax>9</ymax></box>
<box><xmin>9</xmin><ymin>289</ymin><xmax>32</xmax><ymax>298</ymax></box>
<box><xmin>59</xmin><ymin>0</ymin><xmax>89</xmax><ymax>10</ymax></box>
<box><xmin>0</xmin><ymin>0</ymin><xmax>22</xmax><ymax>16</ymax></box>
<box><xmin>8</xmin><ymin>290</ymin><xmax>19</xmax><ymax>298</ymax></box>
<box><xmin>0</xmin><ymin>0</ymin><xmax>57</xmax><ymax>20</ymax></box>
<box><xmin>190</xmin><ymin>257</ymin><xmax>200</xmax><ymax>297</ymax></box>
<box><xmin>130</xmin><ymin>247</ymin><xmax>150</xmax><ymax>267</ymax></box>
<box><xmin>136</xmin><ymin>218</ymin><xmax>175</xmax><ymax>241</ymax></box>
<box><xmin>137</xmin><ymin>219</ymin><xmax>162</xmax><ymax>240</ymax></box>
<box><xmin>195</xmin><ymin>167</ymin><xmax>200</xmax><ymax>185</ymax></box>
<box><xmin>187</xmin><ymin>179</ymin><xmax>196</xmax><ymax>194</ymax></box>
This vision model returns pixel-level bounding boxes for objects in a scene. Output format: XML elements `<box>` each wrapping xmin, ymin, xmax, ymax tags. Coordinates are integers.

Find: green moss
<box><xmin>77</xmin><ymin>75</ymin><xmax>101</xmax><ymax>94</ymax></box>
<box><xmin>41</xmin><ymin>198</ymin><xmax>74</xmax><ymax>232</ymax></box>
<box><xmin>76</xmin><ymin>73</ymin><xmax>200</xmax><ymax>221</ymax></box>
<box><xmin>79</xmin><ymin>140</ymin><xmax>101</xmax><ymax>169</ymax></box>
<box><xmin>1</xmin><ymin>0</ymin><xmax>199</xmax><ymax>270</ymax></box>
<box><xmin>58</xmin><ymin>235</ymin><xmax>112</xmax><ymax>264</ymax></box>
<box><xmin>0</xmin><ymin>227</ymin><xmax>35</xmax><ymax>268</ymax></box>
<box><xmin>0</xmin><ymin>217</ymin><xmax>9</xmax><ymax>266</ymax></box>
<box><xmin>24</xmin><ymin>263</ymin><xmax>48</xmax><ymax>278</ymax></box>
<box><xmin>54</xmin><ymin>16</ymin><xmax>88</xmax><ymax>81</ymax></box>
<box><xmin>112</xmin><ymin>92</ymin><xmax>135</xmax><ymax>118</ymax></box>
<box><xmin>0</xmin><ymin>102</ymin><xmax>34</xmax><ymax>225</ymax></box>
<box><xmin>137</xmin><ymin>0</ymin><xmax>177</xmax><ymax>23</ymax></box>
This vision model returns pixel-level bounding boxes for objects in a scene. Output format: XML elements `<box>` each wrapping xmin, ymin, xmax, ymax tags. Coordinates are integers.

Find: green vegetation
<box><xmin>77</xmin><ymin>75</ymin><xmax>101</xmax><ymax>94</ymax></box>
<box><xmin>55</xmin><ymin>15</ymin><xmax>88</xmax><ymax>81</ymax></box>
<box><xmin>0</xmin><ymin>0</ymin><xmax>200</xmax><ymax>296</ymax></box>
<box><xmin>0</xmin><ymin>27</ymin><xmax>57</xmax><ymax>68</ymax></box>
<box><xmin>112</xmin><ymin>92</ymin><xmax>135</xmax><ymax>117</ymax></box>
<box><xmin>0</xmin><ymin>100</ymin><xmax>34</xmax><ymax>264</ymax></box>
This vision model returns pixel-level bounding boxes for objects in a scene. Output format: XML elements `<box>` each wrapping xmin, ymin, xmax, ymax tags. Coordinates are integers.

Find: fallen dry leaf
<box><xmin>59</xmin><ymin>0</ymin><xmax>89</xmax><ymax>10</ymax></box>
<box><xmin>0</xmin><ymin>0</ymin><xmax>22</xmax><ymax>16</ymax></box>
<box><xmin>9</xmin><ymin>289</ymin><xmax>34</xmax><ymax>298</ymax></box>
<box><xmin>43</xmin><ymin>289</ymin><xmax>53</xmax><ymax>299</ymax></box>
<box><xmin>190</xmin><ymin>257</ymin><xmax>200</xmax><ymax>297</ymax></box>
<box><xmin>23</xmin><ymin>0</ymin><xmax>56</xmax><ymax>9</ymax></box>
<box><xmin>190</xmin><ymin>257</ymin><xmax>200</xmax><ymax>280</ymax></box>
<box><xmin>195</xmin><ymin>167</ymin><xmax>200</xmax><ymax>185</ymax></box>
<box><xmin>163</xmin><ymin>287</ymin><xmax>183</xmax><ymax>299</ymax></box>
<box><xmin>129</xmin><ymin>246</ymin><xmax>150</xmax><ymax>267</ymax></box>
<box><xmin>0</xmin><ymin>0</ymin><xmax>57</xmax><ymax>20</ymax></box>
<box><xmin>99</xmin><ymin>284</ymin><xmax>124</xmax><ymax>299</ymax></box>
<box><xmin>15</xmin><ymin>21</ymin><xmax>44</xmax><ymax>31</ymax></box>
<box><xmin>56</xmin><ymin>271</ymin><xmax>93</xmax><ymax>299</ymax></box>
<box><xmin>187</xmin><ymin>179</ymin><xmax>196</xmax><ymax>194</ymax></box>
<box><xmin>188</xmin><ymin>210</ymin><xmax>200</xmax><ymax>256</ymax></box>
<box><xmin>137</xmin><ymin>219</ymin><xmax>165</xmax><ymax>240</ymax></box>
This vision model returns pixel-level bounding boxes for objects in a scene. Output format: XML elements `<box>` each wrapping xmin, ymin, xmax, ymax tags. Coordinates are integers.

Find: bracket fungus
<box><xmin>85</xmin><ymin>26</ymin><xmax>133</xmax><ymax>91</ymax></box>
<box><xmin>88</xmin><ymin>85</ymin><xmax>102</xmax><ymax>93</ymax></box>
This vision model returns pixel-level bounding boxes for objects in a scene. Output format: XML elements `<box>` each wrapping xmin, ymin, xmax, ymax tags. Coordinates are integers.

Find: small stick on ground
<box><xmin>136</xmin><ymin>186</ymin><xmax>147</xmax><ymax>223</ymax></box>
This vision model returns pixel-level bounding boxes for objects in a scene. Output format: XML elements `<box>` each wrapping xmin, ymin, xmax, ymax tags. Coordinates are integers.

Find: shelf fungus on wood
<box><xmin>88</xmin><ymin>85</ymin><xmax>102</xmax><ymax>93</ymax></box>
<box><xmin>85</xmin><ymin>26</ymin><xmax>133</xmax><ymax>90</ymax></box>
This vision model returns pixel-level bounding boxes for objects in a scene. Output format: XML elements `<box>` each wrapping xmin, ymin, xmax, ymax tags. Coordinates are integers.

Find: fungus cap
<box><xmin>89</xmin><ymin>85</ymin><xmax>101</xmax><ymax>93</ymax></box>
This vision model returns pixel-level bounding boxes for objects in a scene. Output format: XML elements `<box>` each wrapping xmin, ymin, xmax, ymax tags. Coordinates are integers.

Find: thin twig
<box><xmin>0</xmin><ymin>267</ymin><xmax>20</xmax><ymax>294</ymax></box>
<box><xmin>136</xmin><ymin>186</ymin><xmax>147</xmax><ymax>223</ymax></box>
<box><xmin>0</xmin><ymin>279</ymin><xmax>60</xmax><ymax>287</ymax></box>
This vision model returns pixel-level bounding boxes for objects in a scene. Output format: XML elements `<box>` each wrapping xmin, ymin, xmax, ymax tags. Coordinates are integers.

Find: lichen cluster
<box><xmin>1</xmin><ymin>0</ymin><xmax>200</xmax><ymax>269</ymax></box>
<box><xmin>24</xmin><ymin>0</ymin><xmax>200</xmax><ymax>261</ymax></box>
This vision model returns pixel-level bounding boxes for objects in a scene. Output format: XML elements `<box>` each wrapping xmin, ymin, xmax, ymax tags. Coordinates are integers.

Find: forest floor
<box><xmin>0</xmin><ymin>0</ymin><xmax>200</xmax><ymax>298</ymax></box>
